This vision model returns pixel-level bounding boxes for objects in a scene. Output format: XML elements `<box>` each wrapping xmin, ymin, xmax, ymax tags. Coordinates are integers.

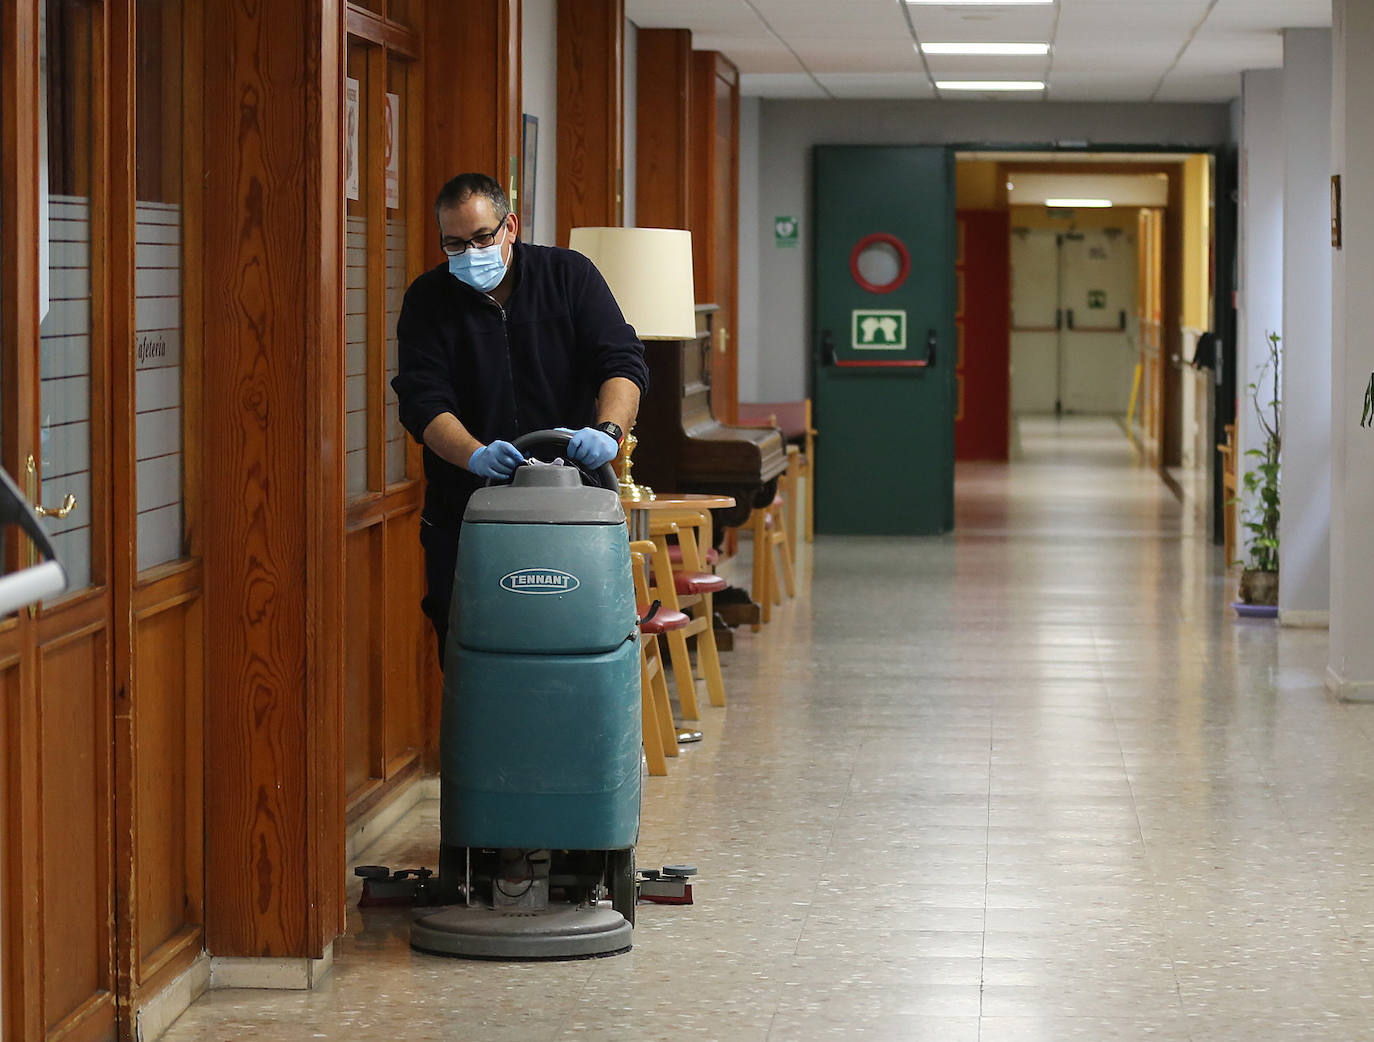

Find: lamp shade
<box><xmin>568</xmin><ymin>227</ymin><xmax>697</xmax><ymax>340</ymax></box>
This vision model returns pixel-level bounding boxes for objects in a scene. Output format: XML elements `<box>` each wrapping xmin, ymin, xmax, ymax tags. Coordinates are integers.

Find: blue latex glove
<box><xmin>468</xmin><ymin>440</ymin><xmax>525</xmax><ymax>480</ymax></box>
<box><xmin>565</xmin><ymin>427</ymin><xmax>619</xmax><ymax>469</ymax></box>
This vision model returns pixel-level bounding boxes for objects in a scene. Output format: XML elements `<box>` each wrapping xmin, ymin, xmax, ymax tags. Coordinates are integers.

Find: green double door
<box><xmin>812</xmin><ymin>146</ymin><xmax>956</xmax><ymax>535</ymax></box>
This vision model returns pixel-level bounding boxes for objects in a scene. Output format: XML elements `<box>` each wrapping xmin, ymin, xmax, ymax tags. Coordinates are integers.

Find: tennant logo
<box><xmin>500</xmin><ymin>568</ymin><xmax>581</xmax><ymax>595</ymax></box>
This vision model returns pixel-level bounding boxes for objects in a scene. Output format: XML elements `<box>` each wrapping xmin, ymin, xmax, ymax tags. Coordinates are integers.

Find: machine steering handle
<box><xmin>506</xmin><ymin>429</ymin><xmax>621</xmax><ymax>492</ymax></box>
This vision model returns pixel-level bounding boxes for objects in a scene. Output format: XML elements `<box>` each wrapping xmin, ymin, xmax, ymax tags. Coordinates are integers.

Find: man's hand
<box><xmin>565</xmin><ymin>427</ymin><xmax>619</xmax><ymax>469</ymax></box>
<box><xmin>468</xmin><ymin>441</ymin><xmax>525</xmax><ymax>479</ymax></box>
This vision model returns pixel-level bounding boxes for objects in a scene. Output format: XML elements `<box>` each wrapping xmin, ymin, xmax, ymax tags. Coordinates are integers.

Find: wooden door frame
<box><xmin>986</xmin><ymin>154</ymin><xmax>1201</xmax><ymax>467</ymax></box>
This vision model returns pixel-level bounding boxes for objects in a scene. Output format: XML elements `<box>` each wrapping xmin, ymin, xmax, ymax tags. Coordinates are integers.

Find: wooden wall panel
<box><xmin>38</xmin><ymin>625</ymin><xmax>113</xmax><ymax>1038</ymax></box>
<box><xmin>634</xmin><ymin>29</ymin><xmax>691</xmax><ymax>230</ymax></box>
<box><xmin>424</xmin><ymin>0</ymin><xmax>520</xmax><ymax>254</ymax></box>
<box><xmin>556</xmin><ymin>0</ymin><xmax>623</xmax><ymax>245</ymax></box>
<box><xmin>384</xmin><ymin>514</ymin><xmax>425</xmax><ymax>767</ymax></box>
<box><xmin>133</xmin><ymin>600</ymin><xmax>200</xmax><ymax>966</ymax></box>
<box><xmin>345</xmin><ymin>525</ymin><xmax>381</xmax><ymax>798</ymax></box>
<box><xmin>201</xmin><ymin>0</ymin><xmax>345</xmax><ymax>959</ymax></box>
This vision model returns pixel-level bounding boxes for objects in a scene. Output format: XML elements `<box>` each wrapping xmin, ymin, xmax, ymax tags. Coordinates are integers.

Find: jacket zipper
<box><xmin>496</xmin><ymin>301</ymin><xmax>519</xmax><ymax>430</ymax></box>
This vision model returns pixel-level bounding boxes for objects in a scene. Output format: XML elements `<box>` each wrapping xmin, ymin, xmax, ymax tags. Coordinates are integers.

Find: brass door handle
<box><xmin>36</xmin><ymin>493</ymin><xmax>77</xmax><ymax>519</ymax></box>
<box><xmin>25</xmin><ymin>454</ymin><xmax>77</xmax><ymax>518</ymax></box>
<box><xmin>717</xmin><ymin>326</ymin><xmax>730</xmax><ymax>354</ymax></box>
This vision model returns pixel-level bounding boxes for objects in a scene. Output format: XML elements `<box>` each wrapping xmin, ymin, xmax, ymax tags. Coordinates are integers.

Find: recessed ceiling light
<box><xmin>936</xmin><ymin>80</ymin><xmax>1046</xmax><ymax>91</ymax></box>
<box><xmin>1044</xmin><ymin>198</ymin><xmax>1113</xmax><ymax>208</ymax></box>
<box><xmin>922</xmin><ymin>43</ymin><xmax>1050</xmax><ymax>55</ymax></box>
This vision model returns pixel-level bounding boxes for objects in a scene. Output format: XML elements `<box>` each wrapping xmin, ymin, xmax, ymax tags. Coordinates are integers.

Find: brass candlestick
<box><xmin>616</xmin><ymin>429</ymin><xmax>654</xmax><ymax>501</ymax></box>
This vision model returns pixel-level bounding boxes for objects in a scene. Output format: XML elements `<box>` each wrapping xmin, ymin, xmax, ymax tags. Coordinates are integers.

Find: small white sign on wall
<box><xmin>385</xmin><ymin>92</ymin><xmax>400</xmax><ymax>210</ymax></box>
<box><xmin>344</xmin><ymin>78</ymin><xmax>359</xmax><ymax>202</ymax></box>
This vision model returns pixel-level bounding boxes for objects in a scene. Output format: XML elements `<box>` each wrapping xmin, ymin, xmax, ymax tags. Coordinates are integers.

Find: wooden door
<box><xmin>2</xmin><ymin>2</ymin><xmax>118</xmax><ymax>1039</ymax></box>
<box><xmin>691</xmin><ymin>51</ymin><xmax>739</xmax><ymax>424</ymax></box>
<box><xmin>3</xmin><ymin>1</ymin><xmax>208</xmax><ymax>1037</ymax></box>
<box><xmin>343</xmin><ymin>4</ymin><xmax>432</xmax><ymax>818</ymax></box>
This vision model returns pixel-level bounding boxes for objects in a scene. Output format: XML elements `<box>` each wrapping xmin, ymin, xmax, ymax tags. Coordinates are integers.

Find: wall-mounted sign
<box><xmin>1087</xmin><ymin>289</ymin><xmax>1107</xmax><ymax>309</ymax></box>
<box><xmin>385</xmin><ymin>91</ymin><xmax>400</xmax><ymax>210</ymax></box>
<box><xmin>851</xmin><ymin>309</ymin><xmax>907</xmax><ymax>351</ymax></box>
<box><xmin>345</xmin><ymin>78</ymin><xmax>359</xmax><ymax>202</ymax></box>
<box><xmin>774</xmin><ymin>216</ymin><xmax>798</xmax><ymax>248</ymax></box>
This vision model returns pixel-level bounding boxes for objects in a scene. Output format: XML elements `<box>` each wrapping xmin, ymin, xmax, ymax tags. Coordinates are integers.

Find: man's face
<box><xmin>437</xmin><ymin>194</ymin><xmax>516</xmax><ymax>266</ymax></box>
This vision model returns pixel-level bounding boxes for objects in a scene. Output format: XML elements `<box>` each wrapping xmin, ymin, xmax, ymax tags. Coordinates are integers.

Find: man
<box><xmin>392</xmin><ymin>173</ymin><xmax>648</xmax><ymax>661</ymax></box>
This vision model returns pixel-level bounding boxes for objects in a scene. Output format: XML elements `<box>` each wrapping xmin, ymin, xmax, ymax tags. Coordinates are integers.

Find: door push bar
<box><xmin>821</xmin><ymin>328</ymin><xmax>937</xmax><ymax>369</ymax></box>
<box><xmin>1065</xmin><ymin>308</ymin><xmax>1128</xmax><ymax>333</ymax></box>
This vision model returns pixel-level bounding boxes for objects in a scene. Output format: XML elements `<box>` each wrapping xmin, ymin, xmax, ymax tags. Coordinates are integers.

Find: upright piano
<box><xmin>631</xmin><ymin>306</ymin><xmax>788</xmax><ymax>532</ymax></box>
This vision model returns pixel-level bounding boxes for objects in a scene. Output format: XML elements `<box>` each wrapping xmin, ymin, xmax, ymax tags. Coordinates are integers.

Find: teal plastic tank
<box><xmin>441</xmin><ymin>464</ymin><xmax>640</xmax><ymax>852</ymax></box>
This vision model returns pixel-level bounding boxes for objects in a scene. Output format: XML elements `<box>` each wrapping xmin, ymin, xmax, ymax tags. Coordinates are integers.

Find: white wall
<box><xmin>623</xmin><ymin>19</ymin><xmax>637</xmax><ymax>227</ymax></box>
<box><xmin>520</xmin><ymin>0</ymin><xmax>557</xmax><ymax>246</ymax></box>
<box><xmin>1328</xmin><ymin>0</ymin><xmax>1374</xmax><ymax>696</ymax></box>
<box><xmin>1237</xmin><ymin>70</ymin><xmax>1285</xmax><ymax>482</ymax></box>
<box><xmin>745</xmin><ymin>100</ymin><xmax>1233</xmax><ymax>401</ymax></box>
<box><xmin>737</xmin><ymin>96</ymin><xmax>761</xmax><ymax>401</ymax></box>
<box><xmin>1279</xmin><ymin>29</ymin><xmax>1332</xmax><ymax>621</ymax></box>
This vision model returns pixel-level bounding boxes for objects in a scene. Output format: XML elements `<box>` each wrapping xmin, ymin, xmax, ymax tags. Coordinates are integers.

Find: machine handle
<box><xmin>1066</xmin><ymin>308</ymin><xmax>1075</xmax><ymax>330</ymax></box>
<box><xmin>0</xmin><ymin>462</ymin><xmax>69</xmax><ymax>616</ymax></box>
<box><xmin>507</xmin><ymin>429</ymin><xmax>620</xmax><ymax>492</ymax></box>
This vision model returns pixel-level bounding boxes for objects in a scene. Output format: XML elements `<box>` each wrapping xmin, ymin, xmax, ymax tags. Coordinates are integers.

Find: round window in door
<box><xmin>850</xmin><ymin>233</ymin><xmax>910</xmax><ymax>294</ymax></box>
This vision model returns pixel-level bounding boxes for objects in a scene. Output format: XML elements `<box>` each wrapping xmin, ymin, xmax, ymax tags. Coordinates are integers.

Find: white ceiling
<box><xmin>624</xmin><ymin>0</ymin><xmax>1332</xmax><ymax>103</ymax></box>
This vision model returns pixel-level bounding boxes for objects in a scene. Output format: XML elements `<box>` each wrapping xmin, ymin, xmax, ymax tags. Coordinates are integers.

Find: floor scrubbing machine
<box><xmin>411</xmin><ymin>430</ymin><xmax>641</xmax><ymax>960</ymax></box>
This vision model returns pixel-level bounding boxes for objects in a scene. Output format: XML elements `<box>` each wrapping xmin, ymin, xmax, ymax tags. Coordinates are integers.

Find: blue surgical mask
<box><xmin>449</xmin><ymin>226</ymin><xmax>510</xmax><ymax>293</ymax></box>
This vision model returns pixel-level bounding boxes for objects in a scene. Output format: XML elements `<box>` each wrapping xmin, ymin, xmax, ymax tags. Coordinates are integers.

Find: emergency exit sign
<box><xmin>852</xmin><ymin>309</ymin><xmax>907</xmax><ymax>350</ymax></box>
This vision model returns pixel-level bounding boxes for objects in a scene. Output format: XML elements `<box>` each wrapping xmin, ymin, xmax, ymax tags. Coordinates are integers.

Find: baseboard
<box><xmin>346</xmin><ymin>773</ymin><xmax>439</xmax><ymax>862</ymax></box>
<box><xmin>210</xmin><ymin>943</ymin><xmax>334</xmax><ymax>990</ymax></box>
<box><xmin>1327</xmin><ymin>666</ymin><xmax>1374</xmax><ymax>703</ymax></box>
<box><xmin>1280</xmin><ymin>609</ymin><xmax>1330</xmax><ymax>628</ymax></box>
<box><xmin>135</xmin><ymin>954</ymin><xmax>210</xmax><ymax>1042</ymax></box>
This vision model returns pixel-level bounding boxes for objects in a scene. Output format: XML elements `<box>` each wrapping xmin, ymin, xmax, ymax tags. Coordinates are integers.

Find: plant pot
<box><xmin>1239</xmin><ymin>568</ymin><xmax>1278</xmax><ymax>607</ymax></box>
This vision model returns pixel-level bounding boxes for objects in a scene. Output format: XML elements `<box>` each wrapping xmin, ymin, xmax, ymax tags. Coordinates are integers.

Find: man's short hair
<box><xmin>434</xmin><ymin>173</ymin><xmax>510</xmax><ymax>225</ymax></box>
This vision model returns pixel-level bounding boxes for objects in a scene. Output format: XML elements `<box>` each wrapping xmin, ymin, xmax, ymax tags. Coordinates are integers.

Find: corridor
<box><xmin>164</xmin><ymin>417</ymin><xmax>1364</xmax><ymax>1041</ymax></box>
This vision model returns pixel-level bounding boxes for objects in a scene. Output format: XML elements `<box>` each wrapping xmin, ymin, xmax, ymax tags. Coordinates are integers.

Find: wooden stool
<box><xmin>749</xmin><ymin>495</ymin><xmax>795</xmax><ymax>628</ymax></box>
<box><xmin>646</xmin><ymin>513</ymin><xmax>727</xmax><ymax>716</ymax></box>
<box><xmin>630</xmin><ymin>544</ymin><xmax>683</xmax><ymax>775</ymax></box>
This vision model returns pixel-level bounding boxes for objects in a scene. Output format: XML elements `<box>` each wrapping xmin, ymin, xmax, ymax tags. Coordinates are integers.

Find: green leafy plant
<box><xmin>1237</xmin><ymin>330</ymin><xmax>1281</xmax><ymax>574</ymax></box>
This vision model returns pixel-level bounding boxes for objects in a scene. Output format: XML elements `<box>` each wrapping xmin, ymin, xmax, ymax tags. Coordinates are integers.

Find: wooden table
<box><xmin>621</xmin><ymin>492</ymin><xmax>736</xmax><ymax>541</ymax></box>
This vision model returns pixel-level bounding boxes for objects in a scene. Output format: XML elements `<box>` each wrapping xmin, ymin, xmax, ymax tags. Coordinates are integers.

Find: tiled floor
<box><xmin>163</xmin><ymin>416</ymin><xmax>1374</xmax><ymax>1041</ymax></box>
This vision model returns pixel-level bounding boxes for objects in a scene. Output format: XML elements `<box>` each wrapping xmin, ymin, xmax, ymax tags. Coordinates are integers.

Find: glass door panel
<box><xmin>384</xmin><ymin>56</ymin><xmax>408</xmax><ymax>485</ymax></box>
<box><xmin>345</xmin><ymin>39</ymin><xmax>372</xmax><ymax>498</ymax></box>
<box><xmin>134</xmin><ymin>0</ymin><xmax>187</xmax><ymax>571</ymax></box>
<box><xmin>39</xmin><ymin>0</ymin><xmax>96</xmax><ymax>592</ymax></box>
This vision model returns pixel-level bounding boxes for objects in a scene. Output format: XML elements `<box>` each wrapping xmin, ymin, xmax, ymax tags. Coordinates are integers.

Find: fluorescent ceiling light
<box><xmin>1044</xmin><ymin>198</ymin><xmax>1113</xmax><ymax>208</ymax></box>
<box><xmin>909</xmin><ymin>1</ymin><xmax>1053</xmax><ymax>5</ymax></box>
<box><xmin>936</xmin><ymin>80</ymin><xmax>1045</xmax><ymax>91</ymax></box>
<box><xmin>922</xmin><ymin>43</ymin><xmax>1050</xmax><ymax>55</ymax></box>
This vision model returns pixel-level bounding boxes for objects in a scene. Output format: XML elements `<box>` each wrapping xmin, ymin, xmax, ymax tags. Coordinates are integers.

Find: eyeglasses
<box><xmin>439</xmin><ymin>216</ymin><xmax>509</xmax><ymax>257</ymax></box>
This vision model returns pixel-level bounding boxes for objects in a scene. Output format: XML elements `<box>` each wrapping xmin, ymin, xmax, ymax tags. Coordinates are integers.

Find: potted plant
<box><xmin>1236</xmin><ymin>331</ymin><xmax>1281</xmax><ymax>608</ymax></box>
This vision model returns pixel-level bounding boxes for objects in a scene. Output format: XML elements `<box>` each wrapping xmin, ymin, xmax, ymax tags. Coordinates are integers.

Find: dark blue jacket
<box><xmin>392</xmin><ymin>241</ymin><xmax>649</xmax><ymax>525</ymax></box>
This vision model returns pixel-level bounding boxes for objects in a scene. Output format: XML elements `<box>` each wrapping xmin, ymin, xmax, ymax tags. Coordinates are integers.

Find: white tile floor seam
<box><xmin>158</xmin><ymin>416</ymin><xmax>1372</xmax><ymax>1041</ymax></box>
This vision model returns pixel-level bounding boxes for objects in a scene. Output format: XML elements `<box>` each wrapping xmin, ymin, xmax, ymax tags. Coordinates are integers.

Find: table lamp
<box><xmin>568</xmin><ymin>227</ymin><xmax>697</xmax><ymax>501</ymax></box>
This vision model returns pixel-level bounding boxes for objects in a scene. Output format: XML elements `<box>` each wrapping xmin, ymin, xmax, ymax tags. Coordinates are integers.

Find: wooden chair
<box><xmin>735</xmin><ymin>398</ymin><xmax>818</xmax><ymax>545</ymax></box>
<box><xmin>1218</xmin><ymin>422</ymin><xmax>1237</xmax><ymax>565</ymax></box>
<box><xmin>645</xmin><ymin>511</ymin><xmax>727</xmax><ymax>716</ymax></box>
<box><xmin>629</xmin><ymin>543</ymin><xmax>683</xmax><ymax>775</ymax></box>
<box><xmin>748</xmin><ymin>494</ymin><xmax>795</xmax><ymax>628</ymax></box>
